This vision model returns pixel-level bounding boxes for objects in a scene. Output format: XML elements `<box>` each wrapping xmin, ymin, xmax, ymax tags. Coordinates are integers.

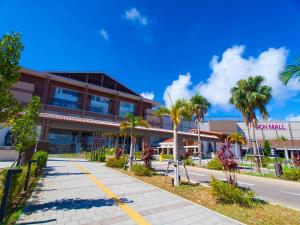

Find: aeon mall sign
<box><xmin>256</xmin><ymin>123</ymin><xmax>286</xmax><ymax>130</ymax></box>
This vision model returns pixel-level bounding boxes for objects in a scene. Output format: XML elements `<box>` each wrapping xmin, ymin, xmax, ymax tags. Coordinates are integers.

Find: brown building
<box><xmin>5</xmin><ymin>68</ymin><xmax>221</xmax><ymax>155</ymax></box>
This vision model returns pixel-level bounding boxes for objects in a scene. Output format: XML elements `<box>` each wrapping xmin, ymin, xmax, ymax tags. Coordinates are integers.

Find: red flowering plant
<box><xmin>183</xmin><ymin>151</ymin><xmax>190</xmax><ymax>160</ymax></box>
<box><xmin>141</xmin><ymin>146</ymin><xmax>155</xmax><ymax>169</ymax></box>
<box><xmin>217</xmin><ymin>137</ymin><xmax>238</xmax><ymax>185</ymax></box>
<box><xmin>115</xmin><ymin>147</ymin><xmax>123</xmax><ymax>159</ymax></box>
<box><xmin>294</xmin><ymin>155</ymin><xmax>300</xmax><ymax>168</ymax></box>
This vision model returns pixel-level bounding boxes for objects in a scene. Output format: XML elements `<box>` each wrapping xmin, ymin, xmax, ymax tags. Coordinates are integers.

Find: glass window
<box><xmin>119</xmin><ymin>101</ymin><xmax>136</xmax><ymax>116</ymax></box>
<box><xmin>51</xmin><ymin>87</ymin><xmax>79</xmax><ymax>109</ymax></box>
<box><xmin>88</xmin><ymin>95</ymin><xmax>110</xmax><ymax>114</ymax></box>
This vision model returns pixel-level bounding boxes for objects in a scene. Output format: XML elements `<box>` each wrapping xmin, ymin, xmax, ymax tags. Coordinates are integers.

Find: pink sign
<box><xmin>256</xmin><ymin>124</ymin><xmax>286</xmax><ymax>130</ymax></box>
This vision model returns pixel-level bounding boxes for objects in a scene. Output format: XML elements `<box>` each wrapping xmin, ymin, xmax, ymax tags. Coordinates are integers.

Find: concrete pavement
<box><xmin>153</xmin><ymin>161</ymin><xmax>300</xmax><ymax>211</ymax></box>
<box><xmin>17</xmin><ymin>158</ymin><xmax>242</xmax><ymax>225</ymax></box>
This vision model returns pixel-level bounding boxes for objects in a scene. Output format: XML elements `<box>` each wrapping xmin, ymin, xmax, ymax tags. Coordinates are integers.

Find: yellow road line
<box><xmin>75</xmin><ymin>163</ymin><xmax>151</xmax><ymax>225</ymax></box>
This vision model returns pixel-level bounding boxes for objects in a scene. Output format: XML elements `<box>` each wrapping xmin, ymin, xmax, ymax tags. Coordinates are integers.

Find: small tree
<box><xmin>263</xmin><ymin>140</ymin><xmax>271</xmax><ymax>157</ymax></box>
<box><xmin>217</xmin><ymin>138</ymin><xmax>238</xmax><ymax>185</ymax></box>
<box><xmin>119</xmin><ymin>113</ymin><xmax>149</xmax><ymax>170</ymax></box>
<box><xmin>141</xmin><ymin>146</ymin><xmax>155</xmax><ymax>169</ymax></box>
<box><xmin>229</xmin><ymin>132</ymin><xmax>245</xmax><ymax>159</ymax></box>
<box><xmin>154</xmin><ymin>99</ymin><xmax>193</xmax><ymax>186</ymax></box>
<box><xmin>0</xmin><ymin>32</ymin><xmax>24</xmax><ymax>122</ymax></box>
<box><xmin>10</xmin><ymin>96</ymin><xmax>41</xmax><ymax>165</ymax></box>
<box><xmin>190</xmin><ymin>94</ymin><xmax>211</xmax><ymax>166</ymax></box>
<box><xmin>115</xmin><ymin>147</ymin><xmax>123</xmax><ymax>159</ymax></box>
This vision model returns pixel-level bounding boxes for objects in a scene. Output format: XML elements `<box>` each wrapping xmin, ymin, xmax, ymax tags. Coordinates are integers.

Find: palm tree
<box><xmin>119</xmin><ymin>113</ymin><xmax>149</xmax><ymax>170</ymax></box>
<box><xmin>280</xmin><ymin>59</ymin><xmax>300</xmax><ymax>85</ymax></box>
<box><xmin>190</xmin><ymin>94</ymin><xmax>211</xmax><ymax>166</ymax></box>
<box><xmin>154</xmin><ymin>99</ymin><xmax>193</xmax><ymax>186</ymax></box>
<box><xmin>277</xmin><ymin>136</ymin><xmax>289</xmax><ymax>161</ymax></box>
<box><xmin>230</xmin><ymin>76</ymin><xmax>272</xmax><ymax>173</ymax></box>
<box><xmin>229</xmin><ymin>133</ymin><xmax>246</xmax><ymax>159</ymax></box>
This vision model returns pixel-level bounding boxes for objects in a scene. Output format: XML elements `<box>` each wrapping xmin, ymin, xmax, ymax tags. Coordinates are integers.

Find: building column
<box><xmin>82</xmin><ymin>85</ymin><xmax>88</xmax><ymax>116</ymax></box>
<box><xmin>41</xmin><ymin>75</ymin><xmax>50</xmax><ymax>109</ymax></box>
<box><xmin>114</xmin><ymin>93</ymin><xmax>119</xmax><ymax>121</ymax></box>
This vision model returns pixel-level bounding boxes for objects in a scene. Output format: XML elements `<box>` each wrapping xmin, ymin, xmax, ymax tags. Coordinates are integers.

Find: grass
<box><xmin>119</xmin><ymin>170</ymin><xmax>300</xmax><ymax>225</ymax></box>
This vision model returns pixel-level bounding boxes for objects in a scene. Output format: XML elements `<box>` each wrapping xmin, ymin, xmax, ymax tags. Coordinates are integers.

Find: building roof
<box><xmin>189</xmin><ymin>128</ymin><xmax>228</xmax><ymax>139</ymax></box>
<box><xmin>19</xmin><ymin>67</ymin><xmax>160</xmax><ymax>106</ymax></box>
<box><xmin>160</xmin><ymin>138</ymin><xmax>173</xmax><ymax>143</ymax></box>
<box><xmin>48</xmin><ymin>71</ymin><xmax>139</xmax><ymax>96</ymax></box>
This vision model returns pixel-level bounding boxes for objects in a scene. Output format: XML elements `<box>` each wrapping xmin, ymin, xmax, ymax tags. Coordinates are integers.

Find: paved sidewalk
<box><xmin>17</xmin><ymin>158</ymin><xmax>242</xmax><ymax>225</ymax></box>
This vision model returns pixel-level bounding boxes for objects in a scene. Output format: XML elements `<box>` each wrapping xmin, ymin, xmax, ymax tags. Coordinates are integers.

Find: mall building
<box><xmin>0</xmin><ymin>68</ymin><xmax>221</xmax><ymax>160</ymax></box>
<box><xmin>0</xmin><ymin>68</ymin><xmax>299</xmax><ymax>160</ymax></box>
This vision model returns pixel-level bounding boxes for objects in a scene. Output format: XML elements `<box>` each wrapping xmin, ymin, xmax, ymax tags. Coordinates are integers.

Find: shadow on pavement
<box><xmin>25</xmin><ymin>198</ymin><xmax>134</xmax><ymax>213</ymax></box>
<box><xmin>18</xmin><ymin>219</ymin><xmax>57</xmax><ymax>225</ymax></box>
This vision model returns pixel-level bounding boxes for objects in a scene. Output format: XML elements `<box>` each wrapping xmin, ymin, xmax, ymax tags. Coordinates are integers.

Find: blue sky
<box><xmin>1</xmin><ymin>0</ymin><xmax>300</xmax><ymax>120</ymax></box>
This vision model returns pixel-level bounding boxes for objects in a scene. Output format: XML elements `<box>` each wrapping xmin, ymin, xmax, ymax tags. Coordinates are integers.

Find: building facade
<box><xmin>0</xmin><ymin>68</ymin><xmax>220</xmax><ymax>158</ymax></box>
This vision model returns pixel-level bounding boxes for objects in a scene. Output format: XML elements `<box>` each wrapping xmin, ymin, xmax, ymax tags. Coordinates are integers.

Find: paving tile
<box><xmin>17</xmin><ymin>158</ymin><xmax>242</xmax><ymax>225</ymax></box>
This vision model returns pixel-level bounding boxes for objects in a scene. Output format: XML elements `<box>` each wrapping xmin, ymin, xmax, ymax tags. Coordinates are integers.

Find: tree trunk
<box><xmin>197</xmin><ymin>121</ymin><xmax>202</xmax><ymax>166</ymax></box>
<box><xmin>284</xmin><ymin>146</ymin><xmax>289</xmax><ymax>161</ymax></box>
<box><xmin>250</xmin><ymin>122</ymin><xmax>261</xmax><ymax>173</ymax></box>
<box><xmin>129</xmin><ymin>134</ymin><xmax>134</xmax><ymax>170</ymax></box>
<box><xmin>173</xmin><ymin>128</ymin><xmax>180</xmax><ymax>186</ymax></box>
<box><xmin>123</xmin><ymin>136</ymin><xmax>126</xmax><ymax>153</ymax></box>
<box><xmin>235</xmin><ymin>142</ymin><xmax>239</xmax><ymax>159</ymax></box>
<box><xmin>290</xmin><ymin>150</ymin><xmax>294</xmax><ymax>160</ymax></box>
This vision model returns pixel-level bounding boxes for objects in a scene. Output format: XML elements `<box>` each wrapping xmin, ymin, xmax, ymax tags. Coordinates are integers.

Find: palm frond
<box><xmin>280</xmin><ymin>59</ymin><xmax>300</xmax><ymax>85</ymax></box>
<box><xmin>153</xmin><ymin>106</ymin><xmax>170</xmax><ymax>117</ymax></box>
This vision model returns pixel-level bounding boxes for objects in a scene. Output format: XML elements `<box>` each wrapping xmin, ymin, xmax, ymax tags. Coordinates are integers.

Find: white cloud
<box><xmin>141</xmin><ymin>92</ymin><xmax>155</xmax><ymax>100</ymax></box>
<box><xmin>124</xmin><ymin>8</ymin><xmax>148</xmax><ymax>26</ymax></box>
<box><xmin>163</xmin><ymin>45</ymin><xmax>299</xmax><ymax>110</ymax></box>
<box><xmin>100</xmin><ymin>29</ymin><xmax>109</xmax><ymax>41</ymax></box>
<box><xmin>285</xmin><ymin>114</ymin><xmax>300</xmax><ymax>121</ymax></box>
<box><xmin>163</xmin><ymin>73</ymin><xmax>193</xmax><ymax>107</ymax></box>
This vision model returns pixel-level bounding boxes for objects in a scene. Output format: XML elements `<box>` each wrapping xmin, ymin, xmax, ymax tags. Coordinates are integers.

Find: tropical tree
<box><xmin>9</xmin><ymin>96</ymin><xmax>41</xmax><ymax>165</ymax></box>
<box><xmin>263</xmin><ymin>140</ymin><xmax>271</xmax><ymax>157</ymax></box>
<box><xmin>190</xmin><ymin>93</ymin><xmax>211</xmax><ymax>166</ymax></box>
<box><xmin>277</xmin><ymin>136</ymin><xmax>289</xmax><ymax>161</ymax></box>
<box><xmin>279</xmin><ymin>59</ymin><xmax>300</xmax><ymax>85</ymax></box>
<box><xmin>229</xmin><ymin>133</ymin><xmax>245</xmax><ymax>159</ymax></box>
<box><xmin>119</xmin><ymin>113</ymin><xmax>149</xmax><ymax>170</ymax></box>
<box><xmin>154</xmin><ymin>99</ymin><xmax>193</xmax><ymax>186</ymax></box>
<box><xmin>230</xmin><ymin>76</ymin><xmax>272</xmax><ymax>173</ymax></box>
<box><xmin>0</xmin><ymin>32</ymin><xmax>24</xmax><ymax>122</ymax></box>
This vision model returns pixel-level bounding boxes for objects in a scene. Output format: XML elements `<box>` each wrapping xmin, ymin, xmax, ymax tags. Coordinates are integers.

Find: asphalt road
<box><xmin>153</xmin><ymin>161</ymin><xmax>300</xmax><ymax>211</ymax></box>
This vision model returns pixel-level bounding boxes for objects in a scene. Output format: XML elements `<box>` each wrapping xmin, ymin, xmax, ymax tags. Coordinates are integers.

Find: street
<box><xmin>153</xmin><ymin>161</ymin><xmax>300</xmax><ymax>211</ymax></box>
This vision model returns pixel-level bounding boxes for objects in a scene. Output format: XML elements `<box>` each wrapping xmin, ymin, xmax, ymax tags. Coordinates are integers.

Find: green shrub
<box><xmin>134</xmin><ymin>151</ymin><xmax>141</xmax><ymax>160</ymax></box>
<box><xmin>131</xmin><ymin>164</ymin><xmax>154</xmax><ymax>176</ymax></box>
<box><xmin>105</xmin><ymin>157</ymin><xmax>127</xmax><ymax>168</ymax></box>
<box><xmin>261</xmin><ymin>156</ymin><xmax>271</xmax><ymax>168</ymax></box>
<box><xmin>1</xmin><ymin>165</ymin><xmax>28</xmax><ymax>211</ymax></box>
<box><xmin>210</xmin><ymin>177</ymin><xmax>256</xmax><ymax>207</ymax></box>
<box><xmin>183</xmin><ymin>157</ymin><xmax>194</xmax><ymax>166</ymax></box>
<box><xmin>207</xmin><ymin>158</ymin><xmax>223</xmax><ymax>170</ymax></box>
<box><xmin>162</xmin><ymin>154</ymin><xmax>174</xmax><ymax>160</ymax></box>
<box><xmin>33</xmin><ymin>150</ymin><xmax>48</xmax><ymax>171</ymax></box>
<box><xmin>106</xmin><ymin>148</ymin><xmax>115</xmax><ymax>155</ymax></box>
<box><xmin>98</xmin><ymin>154</ymin><xmax>106</xmax><ymax>162</ymax></box>
<box><xmin>282</xmin><ymin>168</ymin><xmax>300</xmax><ymax>181</ymax></box>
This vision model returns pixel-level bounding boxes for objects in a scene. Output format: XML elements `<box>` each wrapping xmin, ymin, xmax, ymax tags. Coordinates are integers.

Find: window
<box><xmin>87</xmin><ymin>95</ymin><xmax>110</xmax><ymax>114</ymax></box>
<box><xmin>51</xmin><ymin>87</ymin><xmax>80</xmax><ymax>109</ymax></box>
<box><xmin>119</xmin><ymin>101</ymin><xmax>136</xmax><ymax>116</ymax></box>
